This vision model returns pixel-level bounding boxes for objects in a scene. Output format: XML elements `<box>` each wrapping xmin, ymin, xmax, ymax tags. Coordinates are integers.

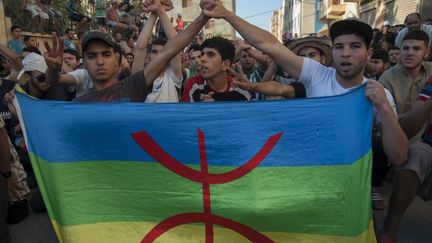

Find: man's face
<box><xmin>200</xmin><ymin>47</ymin><xmax>229</xmax><ymax>79</ymax></box>
<box><xmin>332</xmin><ymin>34</ymin><xmax>370</xmax><ymax>82</ymax></box>
<box><xmin>125</xmin><ymin>54</ymin><xmax>134</xmax><ymax>65</ymax></box>
<box><xmin>0</xmin><ymin>58</ymin><xmax>11</xmax><ymax>77</ymax></box>
<box><xmin>114</xmin><ymin>33</ymin><xmax>122</xmax><ymax>43</ymax></box>
<box><xmin>189</xmin><ymin>50</ymin><xmax>202</xmax><ymax>72</ymax></box>
<box><xmin>26</xmin><ymin>37</ymin><xmax>38</xmax><ymax>48</ymax></box>
<box><xmin>148</xmin><ymin>44</ymin><xmax>164</xmax><ymax>63</ymax></box>
<box><xmin>239</xmin><ymin>51</ymin><xmax>256</xmax><ymax>71</ymax></box>
<box><xmin>12</xmin><ymin>28</ymin><xmax>21</xmax><ymax>39</ymax></box>
<box><xmin>405</xmin><ymin>14</ymin><xmax>421</xmax><ymax>31</ymax></box>
<box><xmin>298</xmin><ymin>46</ymin><xmax>325</xmax><ymax>64</ymax></box>
<box><xmin>368</xmin><ymin>58</ymin><xmax>388</xmax><ymax>77</ymax></box>
<box><xmin>28</xmin><ymin>70</ymin><xmax>50</xmax><ymax>92</ymax></box>
<box><xmin>67</xmin><ymin>31</ymin><xmax>76</xmax><ymax>40</ymax></box>
<box><xmin>389</xmin><ymin>49</ymin><xmax>401</xmax><ymax>64</ymax></box>
<box><xmin>83</xmin><ymin>41</ymin><xmax>120</xmax><ymax>84</ymax></box>
<box><xmin>400</xmin><ymin>39</ymin><xmax>429</xmax><ymax>69</ymax></box>
<box><xmin>63</xmin><ymin>53</ymin><xmax>79</xmax><ymax>70</ymax></box>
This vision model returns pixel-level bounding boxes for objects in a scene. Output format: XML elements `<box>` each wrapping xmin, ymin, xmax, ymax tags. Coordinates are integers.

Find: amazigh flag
<box><xmin>15</xmin><ymin>86</ymin><xmax>376</xmax><ymax>243</ymax></box>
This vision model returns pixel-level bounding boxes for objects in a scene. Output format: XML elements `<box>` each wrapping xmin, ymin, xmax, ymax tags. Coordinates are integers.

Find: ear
<box><xmin>222</xmin><ymin>59</ymin><xmax>232</xmax><ymax>72</ymax></box>
<box><xmin>366</xmin><ymin>48</ymin><xmax>373</xmax><ymax>62</ymax></box>
<box><xmin>384</xmin><ymin>62</ymin><xmax>390</xmax><ymax>70</ymax></box>
<box><xmin>424</xmin><ymin>47</ymin><xmax>431</xmax><ymax>60</ymax></box>
<box><xmin>320</xmin><ymin>55</ymin><xmax>326</xmax><ymax>65</ymax></box>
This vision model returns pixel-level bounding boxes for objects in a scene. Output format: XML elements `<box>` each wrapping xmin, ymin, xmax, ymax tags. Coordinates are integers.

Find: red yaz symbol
<box><xmin>132</xmin><ymin>129</ymin><xmax>282</xmax><ymax>243</ymax></box>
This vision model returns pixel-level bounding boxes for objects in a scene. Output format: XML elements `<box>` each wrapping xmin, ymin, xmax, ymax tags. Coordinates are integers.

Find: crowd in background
<box><xmin>1</xmin><ymin>1</ymin><xmax>432</xmax><ymax>243</ymax></box>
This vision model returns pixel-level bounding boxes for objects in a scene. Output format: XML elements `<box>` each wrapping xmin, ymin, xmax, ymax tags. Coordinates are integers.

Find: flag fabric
<box><xmin>15</xmin><ymin>85</ymin><xmax>376</xmax><ymax>243</ymax></box>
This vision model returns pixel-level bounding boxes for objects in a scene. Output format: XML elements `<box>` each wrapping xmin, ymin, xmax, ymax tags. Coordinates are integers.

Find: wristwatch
<box><xmin>0</xmin><ymin>171</ymin><xmax>11</xmax><ymax>179</ymax></box>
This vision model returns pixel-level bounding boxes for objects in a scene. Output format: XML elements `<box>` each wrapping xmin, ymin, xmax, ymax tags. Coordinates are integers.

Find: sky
<box><xmin>236</xmin><ymin>0</ymin><xmax>282</xmax><ymax>31</ymax></box>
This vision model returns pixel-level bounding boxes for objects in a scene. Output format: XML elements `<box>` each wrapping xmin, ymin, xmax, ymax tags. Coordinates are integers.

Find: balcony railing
<box><xmin>318</xmin><ymin>0</ymin><xmax>346</xmax><ymax>22</ymax></box>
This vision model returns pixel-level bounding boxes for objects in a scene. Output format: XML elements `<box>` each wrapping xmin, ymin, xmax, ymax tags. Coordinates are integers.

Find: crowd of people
<box><xmin>0</xmin><ymin>0</ymin><xmax>432</xmax><ymax>242</ymax></box>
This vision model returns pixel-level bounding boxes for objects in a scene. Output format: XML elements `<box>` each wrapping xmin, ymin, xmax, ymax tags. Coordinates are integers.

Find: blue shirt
<box><xmin>7</xmin><ymin>39</ymin><xmax>25</xmax><ymax>55</ymax></box>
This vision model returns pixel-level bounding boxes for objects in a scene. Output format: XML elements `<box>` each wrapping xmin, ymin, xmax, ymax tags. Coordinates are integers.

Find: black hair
<box><xmin>10</xmin><ymin>25</ymin><xmax>21</xmax><ymax>32</ymax></box>
<box><xmin>402</xmin><ymin>30</ymin><xmax>430</xmax><ymax>46</ymax></box>
<box><xmin>22</xmin><ymin>46</ymin><xmax>41</xmax><ymax>55</ymax></box>
<box><xmin>371</xmin><ymin>49</ymin><xmax>389</xmax><ymax>63</ymax></box>
<box><xmin>201</xmin><ymin>37</ymin><xmax>235</xmax><ymax>63</ymax></box>
<box><xmin>334</xmin><ymin>29</ymin><xmax>371</xmax><ymax>49</ymax></box>
<box><xmin>125</xmin><ymin>52</ymin><xmax>134</xmax><ymax>57</ymax></box>
<box><xmin>149</xmin><ymin>37</ymin><xmax>167</xmax><ymax>49</ymax></box>
<box><xmin>23</xmin><ymin>36</ymin><xmax>33</xmax><ymax>42</ymax></box>
<box><xmin>405</xmin><ymin>13</ymin><xmax>422</xmax><ymax>23</ymax></box>
<box><xmin>64</xmin><ymin>48</ymin><xmax>80</xmax><ymax>61</ymax></box>
<box><xmin>65</xmin><ymin>28</ymin><xmax>74</xmax><ymax>33</ymax></box>
<box><xmin>189</xmin><ymin>43</ymin><xmax>202</xmax><ymax>52</ymax></box>
<box><xmin>388</xmin><ymin>46</ymin><xmax>401</xmax><ymax>51</ymax></box>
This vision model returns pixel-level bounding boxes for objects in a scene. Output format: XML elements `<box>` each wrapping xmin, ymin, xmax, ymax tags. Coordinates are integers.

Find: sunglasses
<box><xmin>30</xmin><ymin>73</ymin><xmax>46</xmax><ymax>83</ymax></box>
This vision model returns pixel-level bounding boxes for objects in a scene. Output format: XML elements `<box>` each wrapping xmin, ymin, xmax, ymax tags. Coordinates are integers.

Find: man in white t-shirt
<box><xmin>199</xmin><ymin>0</ymin><xmax>408</xmax><ymax>165</ymax></box>
<box><xmin>130</xmin><ymin>0</ymin><xmax>182</xmax><ymax>103</ymax></box>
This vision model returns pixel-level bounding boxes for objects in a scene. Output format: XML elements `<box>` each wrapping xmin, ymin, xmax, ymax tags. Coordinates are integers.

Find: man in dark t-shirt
<box><xmin>182</xmin><ymin>37</ymin><xmax>251</xmax><ymax>102</ymax></box>
<box><xmin>45</xmin><ymin>0</ymin><xmax>210</xmax><ymax>103</ymax></box>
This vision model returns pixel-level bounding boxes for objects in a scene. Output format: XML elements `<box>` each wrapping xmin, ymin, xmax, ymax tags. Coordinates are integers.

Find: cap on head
<box><xmin>81</xmin><ymin>31</ymin><xmax>122</xmax><ymax>54</ymax></box>
<box><xmin>383</xmin><ymin>21</ymin><xmax>391</xmax><ymax>27</ymax></box>
<box><xmin>330</xmin><ymin>18</ymin><xmax>373</xmax><ymax>48</ymax></box>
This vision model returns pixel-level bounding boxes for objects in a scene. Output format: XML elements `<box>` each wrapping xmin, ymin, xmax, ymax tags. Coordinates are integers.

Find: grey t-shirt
<box><xmin>74</xmin><ymin>70</ymin><xmax>148</xmax><ymax>102</ymax></box>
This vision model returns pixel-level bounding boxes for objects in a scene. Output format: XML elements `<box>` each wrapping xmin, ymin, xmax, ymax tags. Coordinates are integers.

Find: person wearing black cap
<box><xmin>45</xmin><ymin>0</ymin><xmax>209</xmax><ymax>103</ymax></box>
<box><xmin>200</xmin><ymin>0</ymin><xmax>407</xmax><ymax>166</ymax></box>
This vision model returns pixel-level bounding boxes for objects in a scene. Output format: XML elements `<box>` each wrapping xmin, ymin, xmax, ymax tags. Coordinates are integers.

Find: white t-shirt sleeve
<box><xmin>298</xmin><ymin>57</ymin><xmax>332</xmax><ymax>92</ymax></box>
<box><xmin>373</xmin><ymin>88</ymin><xmax>397</xmax><ymax>125</ymax></box>
<box><xmin>68</xmin><ymin>69</ymin><xmax>92</xmax><ymax>97</ymax></box>
<box><xmin>167</xmin><ymin>67</ymin><xmax>182</xmax><ymax>88</ymax></box>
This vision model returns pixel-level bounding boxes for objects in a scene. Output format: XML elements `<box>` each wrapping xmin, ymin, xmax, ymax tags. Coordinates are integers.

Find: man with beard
<box><xmin>199</xmin><ymin>0</ymin><xmax>407</xmax><ymax>166</ymax></box>
<box><xmin>395</xmin><ymin>13</ymin><xmax>432</xmax><ymax>49</ymax></box>
<box><xmin>379</xmin><ymin>30</ymin><xmax>432</xmax><ymax>114</ymax></box>
<box><xmin>367</xmin><ymin>49</ymin><xmax>390</xmax><ymax>80</ymax></box>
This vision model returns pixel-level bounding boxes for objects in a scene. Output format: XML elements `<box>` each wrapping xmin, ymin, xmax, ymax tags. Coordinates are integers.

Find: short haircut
<box><xmin>201</xmin><ymin>37</ymin><xmax>235</xmax><ymax>63</ymax></box>
<box><xmin>23</xmin><ymin>36</ymin><xmax>33</xmax><ymax>42</ymax></box>
<box><xmin>66</xmin><ymin>28</ymin><xmax>74</xmax><ymax>33</ymax></box>
<box><xmin>22</xmin><ymin>46</ymin><xmax>41</xmax><ymax>55</ymax></box>
<box><xmin>388</xmin><ymin>46</ymin><xmax>401</xmax><ymax>51</ymax></box>
<box><xmin>64</xmin><ymin>48</ymin><xmax>80</xmax><ymax>60</ymax></box>
<box><xmin>189</xmin><ymin>43</ymin><xmax>202</xmax><ymax>52</ymax></box>
<box><xmin>10</xmin><ymin>25</ymin><xmax>21</xmax><ymax>32</ymax></box>
<box><xmin>149</xmin><ymin>37</ymin><xmax>167</xmax><ymax>49</ymax></box>
<box><xmin>402</xmin><ymin>30</ymin><xmax>430</xmax><ymax>46</ymax></box>
<box><xmin>405</xmin><ymin>13</ymin><xmax>422</xmax><ymax>23</ymax></box>
<box><xmin>125</xmin><ymin>52</ymin><xmax>134</xmax><ymax>57</ymax></box>
<box><xmin>371</xmin><ymin>49</ymin><xmax>389</xmax><ymax>63</ymax></box>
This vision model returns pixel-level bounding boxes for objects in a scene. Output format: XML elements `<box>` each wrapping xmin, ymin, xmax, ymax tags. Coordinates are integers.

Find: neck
<box><xmin>336</xmin><ymin>72</ymin><xmax>364</xmax><ymax>89</ymax></box>
<box><xmin>94</xmin><ymin>77</ymin><xmax>117</xmax><ymax>91</ymax></box>
<box><xmin>28</xmin><ymin>83</ymin><xmax>46</xmax><ymax>98</ymax></box>
<box><xmin>207</xmin><ymin>72</ymin><xmax>228</xmax><ymax>92</ymax></box>
<box><xmin>401</xmin><ymin>64</ymin><xmax>422</xmax><ymax>80</ymax></box>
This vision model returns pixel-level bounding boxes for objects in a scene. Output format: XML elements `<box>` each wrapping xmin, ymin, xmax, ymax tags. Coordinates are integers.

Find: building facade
<box><xmin>167</xmin><ymin>0</ymin><xmax>236</xmax><ymax>40</ymax></box>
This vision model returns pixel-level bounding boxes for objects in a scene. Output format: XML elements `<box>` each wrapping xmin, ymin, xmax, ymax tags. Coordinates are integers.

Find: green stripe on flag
<box><xmin>30</xmin><ymin>152</ymin><xmax>372</xmax><ymax>237</ymax></box>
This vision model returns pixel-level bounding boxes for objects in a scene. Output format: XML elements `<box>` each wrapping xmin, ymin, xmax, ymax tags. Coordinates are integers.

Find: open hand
<box><xmin>43</xmin><ymin>32</ymin><xmax>64</xmax><ymax>70</ymax></box>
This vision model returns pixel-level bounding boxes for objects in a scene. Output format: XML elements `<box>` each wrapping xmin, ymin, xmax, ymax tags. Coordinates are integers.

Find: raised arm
<box><xmin>143</xmin><ymin>0</ymin><xmax>208</xmax><ymax>86</ymax></box>
<box><xmin>156</xmin><ymin>2</ymin><xmax>182</xmax><ymax>78</ymax></box>
<box><xmin>132</xmin><ymin>13</ymin><xmax>157</xmax><ymax>73</ymax></box>
<box><xmin>201</xmin><ymin>0</ymin><xmax>303</xmax><ymax>79</ymax></box>
<box><xmin>0</xmin><ymin>43</ymin><xmax>23</xmax><ymax>71</ymax></box>
<box><xmin>44</xmin><ymin>33</ymin><xmax>65</xmax><ymax>86</ymax></box>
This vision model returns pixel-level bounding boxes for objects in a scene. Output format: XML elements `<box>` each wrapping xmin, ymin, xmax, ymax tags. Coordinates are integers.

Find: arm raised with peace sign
<box><xmin>44</xmin><ymin>32</ymin><xmax>65</xmax><ymax>85</ymax></box>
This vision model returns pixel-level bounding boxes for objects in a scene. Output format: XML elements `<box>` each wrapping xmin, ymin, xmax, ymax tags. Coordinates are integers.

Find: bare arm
<box><xmin>132</xmin><ymin>13</ymin><xmax>157</xmax><ymax>74</ymax></box>
<box><xmin>44</xmin><ymin>33</ymin><xmax>64</xmax><ymax>86</ymax></box>
<box><xmin>143</xmin><ymin>13</ymin><xmax>208</xmax><ymax>86</ymax></box>
<box><xmin>201</xmin><ymin>0</ymin><xmax>303</xmax><ymax>79</ymax></box>
<box><xmin>399</xmin><ymin>99</ymin><xmax>432</xmax><ymax>139</ymax></box>
<box><xmin>157</xmin><ymin>7</ymin><xmax>182</xmax><ymax>78</ymax></box>
<box><xmin>367</xmin><ymin>80</ymin><xmax>408</xmax><ymax>165</ymax></box>
<box><xmin>0</xmin><ymin>43</ymin><xmax>23</xmax><ymax>71</ymax></box>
